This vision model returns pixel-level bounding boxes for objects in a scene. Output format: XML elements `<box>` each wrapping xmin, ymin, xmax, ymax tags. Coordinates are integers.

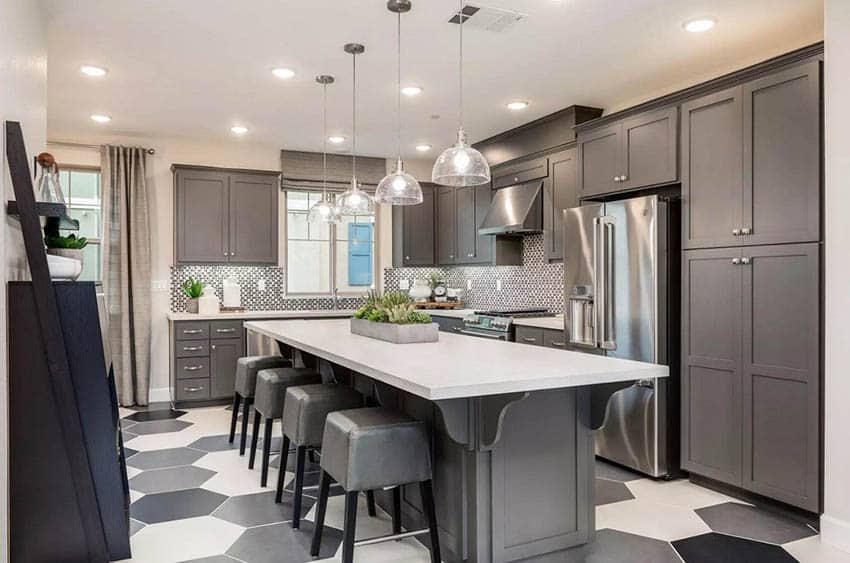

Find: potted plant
<box><xmin>351</xmin><ymin>290</ymin><xmax>438</xmax><ymax>343</ymax></box>
<box><xmin>45</xmin><ymin>233</ymin><xmax>87</xmax><ymax>263</ymax></box>
<box><xmin>181</xmin><ymin>277</ymin><xmax>205</xmax><ymax>313</ymax></box>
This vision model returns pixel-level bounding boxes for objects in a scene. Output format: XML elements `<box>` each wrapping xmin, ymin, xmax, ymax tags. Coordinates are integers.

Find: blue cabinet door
<box><xmin>348</xmin><ymin>223</ymin><xmax>373</xmax><ymax>286</ymax></box>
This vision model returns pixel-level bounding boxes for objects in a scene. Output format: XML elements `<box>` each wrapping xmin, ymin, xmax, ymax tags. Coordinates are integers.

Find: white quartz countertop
<box><xmin>244</xmin><ymin>319</ymin><xmax>667</xmax><ymax>401</ymax></box>
<box><xmin>168</xmin><ymin>310</ymin><xmax>356</xmax><ymax>322</ymax></box>
<box><xmin>418</xmin><ymin>308</ymin><xmax>475</xmax><ymax>319</ymax></box>
<box><xmin>513</xmin><ymin>315</ymin><xmax>565</xmax><ymax>331</ymax></box>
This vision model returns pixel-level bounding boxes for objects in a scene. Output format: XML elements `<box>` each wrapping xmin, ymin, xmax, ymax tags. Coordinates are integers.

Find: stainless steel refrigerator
<box><xmin>563</xmin><ymin>194</ymin><xmax>679</xmax><ymax>478</ymax></box>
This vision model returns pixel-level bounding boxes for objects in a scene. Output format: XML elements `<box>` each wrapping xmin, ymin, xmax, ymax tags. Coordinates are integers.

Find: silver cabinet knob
<box><xmin>211</xmin><ymin>345</ymin><xmax>216</xmax><ymax>350</ymax></box>
<box><xmin>514</xmin><ymin>177</ymin><xmax>519</xmax><ymax>183</ymax></box>
<box><xmin>614</xmin><ymin>176</ymin><xmax>620</xmax><ymax>183</ymax></box>
<box><xmin>741</xmin><ymin>227</ymin><xmax>752</xmax><ymax>235</ymax></box>
<box><xmin>621</xmin><ymin>175</ymin><xmax>628</xmax><ymax>181</ymax></box>
<box><xmin>732</xmin><ymin>229</ymin><xmax>741</xmax><ymax>236</ymax></box>
<box><xmin>467</xmin><ymin>253</ymin><xmax>474</xmax><ymax>257</ymax></box>
<box><xmin>741</xmin><ymin>257</ymin><xmax>751</xmax><ymax>265</ymax></box>
<box><xmin>732</xmin><ymin>258</ymin><xmax>741</xmax><ymax>265</ymax></box>
<box><xmin>405</xmin><ymin>256</ymin><xmax>410</xmax><ymax>260</ymax></box>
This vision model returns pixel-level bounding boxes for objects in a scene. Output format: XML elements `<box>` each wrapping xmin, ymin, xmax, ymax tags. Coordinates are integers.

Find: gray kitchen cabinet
<box><xmin>437</xmin><ymin>183</ymin><xmax>497</xmax><ymax>266</ymax></box>
<box><xmin>577</xmin><ymin>123</ymin><xmax>621</xmax><ymax>197</ymax></box>
<box><xmin>433</xmin><ymin>316</ymin><xmax>464</xmax><ymax>334</ymax></box>
<box><xmin>515</xmin><ymin>326</ymin><xmax>544</xmax><ymax>346</ymax></box>
<box><xmin>170</xmin><ymin>319</ymin><xmax>245</xmax><ymax>406</ymax></box>
<box><xmin>544</xmin><ymin>148</ymin><xmax>577</xmax><ymax>261</ymax></box>
<box><xmin>542</xmin><ymin>329</ymin><xmax>567</xmax><ymax>350</ymax></box>
<box><xmin>210</xmin><ymin>337</ymin><xmax>242</xmax><ymax>399</ymax></box>
<box><xmin>681</xmin><ymin>244</ymin><xmax>820</xmax><ymax>511</ymax></box>
<box><xmin>174</xmin><ymin>165</ymin><xmax>279</xmax><ymax>265</ymax></box>
<box><xmin>492</xmin><ymin>156</ymin><xmax>549</xmax><ymax>190</ymax></box>
<box><xmin>456</xmin><ymin>186</ymin><xmax>476</xmax><ymax>261</ymax></box>
<box><xmin>682</xmin><ymin>61</ymin><xmax>821</xmax><ymax>250</ymax></box>
<box><xmin>437</xmin><ymin>186</ymin><xmax>457</xmax><ymax>265</ymax></box>
<box><xmin>393</xmin><ymin>183</ymin><xmax>436</xmax><ymax>267</ymax></box>
<box><xmin>471</xmin><ymin>184</ymin><xmax>494</xmax><ymax>264</ymax></box>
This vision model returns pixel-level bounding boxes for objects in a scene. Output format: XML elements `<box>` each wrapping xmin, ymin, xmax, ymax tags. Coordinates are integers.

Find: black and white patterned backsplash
<box><xmin>383</xmin><ymin>234</ymin><xmax>565</xmax><ymax>313</ymax></box>
<box><xmin>170</xmin><ymin>235</ymin><xmax>563</xmax><ymax>314</ymax></box>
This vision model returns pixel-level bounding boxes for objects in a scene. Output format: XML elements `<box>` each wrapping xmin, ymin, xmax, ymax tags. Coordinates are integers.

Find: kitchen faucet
<box><xmin>332</xmin><ymin>288</ymin><xmax>340</xmax><ymax>310</ymax></box>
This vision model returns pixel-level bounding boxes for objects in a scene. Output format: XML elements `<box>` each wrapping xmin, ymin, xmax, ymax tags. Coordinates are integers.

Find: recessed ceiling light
<box><xmin>272</xmin><ymin>67</ymin><xmax>296</xmax><ymax>79</ymax></box>
<box><xmin>683</xmin><ymin>17</ymin><xmax>716</xmax><ymax>33</ymax></box>
<box><xmin>401</xmin><ymin>86</ymin><xmax>423</xmax><ymax>96</ymax></box>
<box><xmin>231</xmin><ymin>125</ymin><xmax>248</xmax><ymax>135</ymax></box>
<box><xmin>328</xmin><ymin>136</ymin><xmax>346</xmax><ymax>144</ymax></box>
<box><xmin>90</xmin><ymin>114</ymin><xmax>111</xmax><ymax>123</ymax></box>
<box><xmin>415</xmin><ymin>144</ymin><xmax>432</xmax><ymax>152</ymax></box>
<box><xmin>506</xmin><ymin>101</ymin><xmax>529</xmax><ymax>111</ymax></box>
<box><xmin>80</xmin><ymin>65</ymin><xmax>108</xmax><ymax>77</ymax></box>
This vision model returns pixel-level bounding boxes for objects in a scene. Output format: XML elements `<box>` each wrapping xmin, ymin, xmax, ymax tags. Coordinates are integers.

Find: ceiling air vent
<box><xmin>448</xmin><ymin>4</ymin><xmax>526</xmax><ymax>32</ymax></box>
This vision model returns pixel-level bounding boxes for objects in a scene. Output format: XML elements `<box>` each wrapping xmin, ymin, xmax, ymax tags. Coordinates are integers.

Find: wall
<box><xmin>0</xmin><ymin>0</ymin><xmax>47</xmax><ymax>559</ymax></box>
<box><xmin>822</xmin><ymin>0</ymin><xmax>850</xmax><ymax>552</ymax></box>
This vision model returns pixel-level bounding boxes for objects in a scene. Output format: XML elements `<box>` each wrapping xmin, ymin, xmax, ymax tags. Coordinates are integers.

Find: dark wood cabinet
<box><xmin>436</xmin><ymin>183</ymin><xmax>498</xmax><ymax>266</ymax></box>
<box><xmin>492</xmin><ymin>156</ymin><xmax>549</xmax><ymax>190</ymax></box>
<box><xmin>544</xmin><ymin>148</ymin><xmax>578</xmax><ymax>261</ymax></box>
<box><xmin>171</xmin><ymin>319</ymin><xmax>245</xmax><ymax>406</ymax></box>
<box><xmin>174</xmin><ymin>165</ymin><xmax>279</xmax><ymax>265</ymax></box>
<box><xmin>682</xmin><ymin>61</ymin><xmax>821</xmax><ymax>250</ymax></box>
<box><xmin>456</xmin><ymin>186</ymin><xmax>477</xmax><ymax>261</ymax></box>
<box><xmin>392</xmin><ymin>183</ymin><xmax>436</xmax><ymax>267</ymax></box>
<box><xmin>577</xmin><ymin>123</ymin><xmax>621</xmax><ymax>197</ymax></box>
<box><xmin>681</xmin><ymin>244</ymin><xmax>820</xmax><ymax>511</ymax></box>
<box><xmin>210</xmin><ymin>336</ymin><xmax>243</xmax><ymax>399</ymax></box>
<box><xmin>436</xmin><ymin>186</ymin><xmax>457</xmax><ymax>265</ymax></box>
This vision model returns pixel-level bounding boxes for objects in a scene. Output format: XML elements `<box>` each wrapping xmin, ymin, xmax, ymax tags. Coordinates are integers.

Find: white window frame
<box><xmin>282</xmin><ymin>189</ymin><xmax>380</xmax><ymax>298</ymax></box>
<box><xmin>59</xmin><ymin>165</ymin><xmax>103</xmax><ymax>282</ymax></box>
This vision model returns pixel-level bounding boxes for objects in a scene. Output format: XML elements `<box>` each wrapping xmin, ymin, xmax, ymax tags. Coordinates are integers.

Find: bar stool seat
<box><xmin>229</xmin><ymin>355</ymin><xmax>291</xmax><ymax>455</ymax></box>
<box><xmin>249</xmin><ymin>367</ymin><xmax>322</xmax><ymax>486</ymax></box>
<box><xmin>276</xmin><ymin>384</ymin><xmax>364</xmax><ymax>527</ymax></box>
<box><xmin>311</xmin><ymin>407</ymin><xmax>440</xmax><ymax>563</ymax></box>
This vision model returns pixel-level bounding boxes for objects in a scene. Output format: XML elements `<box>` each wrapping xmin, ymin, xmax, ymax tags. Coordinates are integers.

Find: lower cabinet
<box><xmin>681</xmin><ymin>244</ymin><xmax>820</xmax><ymax>511</ymax></box>
<box><xmin>433</xmin><ymin>316</ymin><xmax>464</xmax><ymax>334</ymax></box>
<box><xmin>515</xmin><ymin>326</ymin><xmax>566</xmax><ymax>349</ymax></box>
<box><xmin>171</xmin><ymin>320</ymin><xmax>245</xmax><ymax>405</ymax></box>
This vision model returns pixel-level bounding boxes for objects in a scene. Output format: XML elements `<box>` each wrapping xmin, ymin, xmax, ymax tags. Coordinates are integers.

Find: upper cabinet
<box><xmin>543</xmin><ymin>148</ymin><xmax>578</xmax><ymax>261</ymax></box>
<box><xmin>577</xmin><ymin>106</ymin><xmax>679</xmax><ymax>198</ymax></box>
<box><xmin>436</xmin><ymin>183</ymin><xmax>504</xmax><ymax>266</ymax></box>
<box><xmin>392</xmin><ymin>183</ymin><xmax>436</xmax><ymax>267</ymax></box>
<box><xmin>682</xmin><ymin>61</ymin><xmax>821</xmax><ymax>249</ymax></box>
<box><xmin>174</xmin><ymin>165</ymin><xmax>279</xmax><ymax>265</ymax></box>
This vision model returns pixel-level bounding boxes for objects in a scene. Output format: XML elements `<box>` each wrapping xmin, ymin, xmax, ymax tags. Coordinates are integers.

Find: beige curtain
<box><xmin>101</xmin><ymin>145</ymin><xmax>152</xmax><ymax>406</ymax></box>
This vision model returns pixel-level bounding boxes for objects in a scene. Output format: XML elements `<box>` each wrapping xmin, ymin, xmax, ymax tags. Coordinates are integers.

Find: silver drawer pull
<box><xmin>216</xmin><ymin>328</ymin><xmax>236</xmax><ymax>334</ymax></box>
<box><xmin>452</xmin><ymin>327</ymin><xmax>463</xmax><ymax>332</ymax></box>
<box><xmin>183</xmin><ymin>365</ymin><xmax>204</xmax><ymax>371</ymax></box>
<box><xmin>183</xmin><ymin>345</ymin><xmax>204</xmax><ymax>352</ymax></box>
<box><xmin>522</xmin><ymin>337</ymin><xmax>537</xmax><ymax>343</ymax></box>
<box><xmin>550</xmin><ymin>341</ymin><xmax>566</xmax><ymax>347</ymax></box>
<box><xmin>183</xmin><ymin>387</ymin><xmax>204</xmax><ymax>392</ymax></box>
<box><xmin>183</xmin><ymin>329</ymin><xmax>203</xmax><ymax>334</ymax></box>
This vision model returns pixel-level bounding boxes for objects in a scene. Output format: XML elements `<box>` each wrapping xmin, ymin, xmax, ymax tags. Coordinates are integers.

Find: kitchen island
<box><xmin>245</xmin><ymin>319</ymin><xmax>667</xmax><ymax>562</ymax></box>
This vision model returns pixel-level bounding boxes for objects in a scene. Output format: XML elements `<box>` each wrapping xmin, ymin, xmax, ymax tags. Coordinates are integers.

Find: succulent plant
<box><xmin>354</xmin><ymin>290</ymin><xmax>430</xmax><ymax>325</ymax></box>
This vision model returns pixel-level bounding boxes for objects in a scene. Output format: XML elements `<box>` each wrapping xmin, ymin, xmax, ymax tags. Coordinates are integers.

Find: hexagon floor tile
<box><xmin>131</xmin><ymin>488</ymin><xmax>228</xmax><ymax>524</ymax></box>
<box><xmin>127</xmin><ymin>447</ymin><xmax>207</xmax><ymax>470</ymax></box>
<box><xmin>784</xmin><ymin>535</ymin><xmax>850</xmax><ymax>562</ymax></box>
<box><xmin>595</xmin><ymin>459</ymin><xmax>644</xmax><ymax>482</ymax></box>
<box><xmin>314</xmin><ymin>537</ymin><xmax>434</xmax><ymax>563</ymax></box>
<box><xmin>596</xmin><ymin>498</ymin><xmax>712</xmax><ymax>541</ymax></box>
<box><xmin>304</xmin><ymin>493</ymin><xmax>393</xmax><ymax>541</ymax></box>
<box><xmin>194</xmin><ymin>450</ymin><xmax>282</xmax><ymax>497</ymax></box>
<box><xmin>226</xmin><ymin>521</ymin><xmax>342</xmax><ymax>563</ymax></box>
<box><xmin>595</xmin><ymin>478</ymin><xmax>635</xmax><ymax>506</ymax></box>
<box><xmin>212</xmin><ymin>491</ymin><xmax>314</xmax><ymax>528</ymax></box>
<box><xmin>129</xmin><ymin>465</ymin><xmax>216</xmax><ymax>494</ymax></box>
<box><xmin>695</xmin><ymin>502</ymin><xmax>818</xmax><ymax>545</ymax></box>
<box><xmin>673</xmin><ymin>532</ymin><xmax>798</xmax><ymax>562</ymax></box>
<box><xmin>128</xmin><ymin>516</ymin><xmax>244</xmax><ymax>563</ymax></box>
<box><xmin>128</xmin><ymin>419</ymin><xmax>193</xmax><ymax>435</ymax></box>
<box><xmin>178</xmin><ymin>556</ymin><xmax>241</xmax><ymax>563</ymax></box>
<box><xmin>188</xmin><ymin>435</ymin><xmax>243</xmax><ymax>453</ymax></box>
<box><xmin>568</xmin><ymin>528</ymin><xmax>682</xmax><ymax>562</ymax></box>
<box><xmin>124</xmin><ymin>408</ymin><xmax>187</xmax><ymax>422</ymax></box>
<box><xmin>626</xmin><ymin>478</ymin><xmax>749</xmax><ymax>510</ymax></box>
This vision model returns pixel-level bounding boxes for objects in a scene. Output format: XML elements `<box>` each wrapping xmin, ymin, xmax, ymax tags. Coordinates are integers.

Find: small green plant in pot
<box><xmin>181</xmin><ymin>277</ymin><xmax>205</xmax><ymax>313</ymax></box>
<box><xmin>351</xmin><ymin>290</ymin><xmax>436</xmax><ymax>343</ymax></box>
<box><xmin>45</xmin><ymin>233</ymin><xmax>88</xmax><ymax>267</ymax></box>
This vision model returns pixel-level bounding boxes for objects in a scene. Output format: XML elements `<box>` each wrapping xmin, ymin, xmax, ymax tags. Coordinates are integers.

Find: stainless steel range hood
<box><xmin>478</xmin><ymin>180</ymin><xmax>543</xmax><ymax>235</ymax></box>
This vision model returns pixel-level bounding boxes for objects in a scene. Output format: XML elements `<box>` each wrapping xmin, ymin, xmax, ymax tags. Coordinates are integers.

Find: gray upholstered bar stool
<box><xmin>229</xmin><ymin>355</ymin><xmax>291</xmax><ymax>455</ymax></box>
<box><xmin>249</xmin><ymin>367</ymin><xmax>322</xmax><ymax>486</ymax></box>
<box><xmin>311</xmin><ymin>407</ymin><xmax>441</xmax><ymax>563</ymax></box>
<box><xmin>275</xmin><ymin>383</ymin><xmax>364</xmax><ymax>528</ymax></box>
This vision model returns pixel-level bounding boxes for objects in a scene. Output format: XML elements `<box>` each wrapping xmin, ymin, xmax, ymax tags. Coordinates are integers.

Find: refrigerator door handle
<box><xmin>598</xmin><ymin>217</ymin><xmax>616</xmax><ymax>350</ymax></box>
<box><xmin>592</xmin><ymin>217</ymin><xmax>601</xmax><ymax>348</ymax></box>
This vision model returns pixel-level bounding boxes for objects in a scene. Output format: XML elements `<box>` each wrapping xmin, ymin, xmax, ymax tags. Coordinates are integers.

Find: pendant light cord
<box><xmin>351</xmin><ymin>49</ymin><xmax>357</xmax><ymax>181</ymax></box>
<box><xmin>397</xmin><ymin>12</ymin><xmax>402</xmax><ymax>160</ymax></box>
<box><xmin>458</xmin><ymin>0</ymin><xmax>464</xmax><ymax>130</ymax></box>
<box><xmin>322</xmin><ymin>81</ymin><xmax>328</xmax><ymax>198</ymax></box>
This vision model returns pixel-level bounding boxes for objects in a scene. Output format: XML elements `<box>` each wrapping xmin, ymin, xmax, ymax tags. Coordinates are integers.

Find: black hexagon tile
<box><xmin>127</xmin><ymin>447</ymin><xmax>206</xmax><ymax>470</ymax></box>
<box><xmin>595</xmin><ymin>478</ymin><xmax>635</xmax><ymax>506</ymax></box>
<box><xmin>695</xmin><ymin>502</ymin><xmax>817</xmax><ymax>545</ymax></box>
<box><xmin>212</xmin><ymin>491</ymin><xmax>314</xmax><ymax>528</ymax></box>
<box><xmin>128</xmin><ymin>419</ymin><xmax>193</xmax><ymax>435</ymax></box>
<box><xmin>226</xmin><ymin>521</ymin><xmax>342</xmax><ymax>563</ymax></box>
<box><xmin>673</xmin><ymin>532</ymin><xmax>798</xmax><ymax>562</ymax></box>
<box><xmin>129</xmin><ymin>466</ymin><xmax>216</xmax><ymax>494</ymax></box>
<box><xmin>125</xmin><ymin>408</ymin><xmax>187</xmax><ymax>422</ymax></box>
<box><xmin>131</xmin><ymin>488</ymin><xmax>228</xmax><ymax>524</ymax></box>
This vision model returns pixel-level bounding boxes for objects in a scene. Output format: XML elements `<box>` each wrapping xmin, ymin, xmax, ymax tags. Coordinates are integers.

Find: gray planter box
<box><xmin>350</xmin><ymin>318</ymin><xmax>439</xmax><ymax>344</ymax></box>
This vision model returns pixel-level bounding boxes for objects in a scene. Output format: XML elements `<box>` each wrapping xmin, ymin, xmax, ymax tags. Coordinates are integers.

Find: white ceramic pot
<box><xmin>410</xmin><ymin>280</ymin><xmax>432</xmax><ymax>302</ymax></box>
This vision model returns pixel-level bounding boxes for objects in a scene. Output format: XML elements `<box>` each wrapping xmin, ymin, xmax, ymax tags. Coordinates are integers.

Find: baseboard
<box><xmin>148</xmin><ymin>386</ymin><xmax>171</xmax><ymax>404</ymax></box>
<box><xmin>821</xmin><ymin>515</ymin><xmax>850</xmax><ymax>553</ymax></box>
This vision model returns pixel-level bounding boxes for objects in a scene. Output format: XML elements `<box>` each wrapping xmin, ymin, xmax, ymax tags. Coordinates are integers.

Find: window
<box><xmin>58</xmin><ymin>167</ymin><xmax>102</xmax><ymax>281</ymax></box>
<box><xmin>285</xmin><ymin>190</ymin><xmax>377</xmax><ymax>295</ymax></box>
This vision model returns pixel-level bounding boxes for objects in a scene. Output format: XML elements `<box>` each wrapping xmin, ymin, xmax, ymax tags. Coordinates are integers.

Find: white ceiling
<box><xmin>45</xmin><ymin>0</ymin><xmax>823</xmax><ymax>159</ymax></box>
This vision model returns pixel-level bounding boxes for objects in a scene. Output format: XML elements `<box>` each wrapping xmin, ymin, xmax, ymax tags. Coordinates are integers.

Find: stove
<box><xmin>462</xmin><ymin>308</ymin><xmax>555</xmax><ymax>341</ymax></box>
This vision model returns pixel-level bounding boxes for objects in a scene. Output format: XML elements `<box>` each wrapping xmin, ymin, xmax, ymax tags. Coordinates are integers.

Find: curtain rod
<box><xmin>47</xmin><ymin>140</ymin><xmax>156</xmax><ymax>155</ymax></box>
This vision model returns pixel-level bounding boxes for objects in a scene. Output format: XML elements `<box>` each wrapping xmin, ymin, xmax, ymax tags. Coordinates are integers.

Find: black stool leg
<box><xmin>420</xmin><ymin>480</ymin><xmax>441</xmax><ymax>563</ymax></box>
<box><xmin>292</xmin><ymin>446</ymin><xmax>308</xmax><ymax>528</ymax></box>
<box><xmin>308</xmin><ymin>449</ymin><xmax>319</xmax><ymax>464</ymax></box>
<box><xmin>366</xmin><ymin>490</ymin><xmax>377</xmax><ymax>517</ymax></box>
<box><xmin>392</xmin><ymin>486</ymin><xmax>402</xmax><ymax>534</ymax></box>
<box><xmin>248</xmin><ymin>410</ymin><xmax>261</xmax><ymax>469</ymax></box>
<box><xmin>341</xmin><ymin>490</ymin><xmax>359</xmax><ymax>563</ymax></box>
<box><xmin>239</xmin><ymin>398</ymin><xmax>253</xmax><ymax>455</ymax></box>
<box><xmin>274</xmin><ymin>435</ymin><xmax>291</xmax><ymax>503</ymax></box>
<box><xmin>310</xmin><ymin>470</ymin><xmax>332</xmax><ymax>557</ymax></box>
<box><xmin>260</xmin><ymin>418</ymin><xmax>273</xmax><ymax>486</ymax></box>
<box><xmin>228</xmin><ymin>393</ymin><xmax>241</xmax><ymax>443</ymax></box>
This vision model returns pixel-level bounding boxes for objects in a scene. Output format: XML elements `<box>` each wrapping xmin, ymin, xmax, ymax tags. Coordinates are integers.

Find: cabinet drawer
<box><xmin>210</xmin><ymin>320</ymin><xmax>242</xmax><ymax>339</ymax></box>
<box><xmin>175</xmin><ymin>322</ymin><xmax>209</xmax><ymax>340</ymax></box>
<box><xmin>543</xmin><ymin>329</ymin><xmax>567</xmax><ymax>349</ymax></box>
<box><xmin>515</xmin><ymin>326</ymin><xmax>544</xmax><ymax>346</ymax></box>
<box><xmin>176</xmin><ymin>340</ymin><xmax>209</xmax><ymax>358</ymax></box>
<box><xmin>493</xmin><ymin>157</ymin><xmax>548</xmax><ymax>189</ymax></box>
<box><xmin>175</xmin><ymin>378</ymin><xmax>211</xmax><ymax>401</ymax></box>
<box><xmin>175</xmin><ymin>357</ymin><xmax>210</xmax><ymax>380</ymax></box>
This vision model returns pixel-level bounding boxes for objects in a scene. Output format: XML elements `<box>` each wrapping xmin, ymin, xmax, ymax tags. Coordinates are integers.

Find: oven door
<box><xmin>456</xmin><ymin>327</ymin><xmax>510</xmax><ymax>341</ymax></box>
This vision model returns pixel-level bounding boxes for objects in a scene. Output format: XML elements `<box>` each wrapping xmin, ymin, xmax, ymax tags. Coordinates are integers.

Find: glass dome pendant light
<box><xmin>376</xmin><ymin>0</ymin><xmax>423</xmax><ymax>206</ymax></box>
<box><xmin>308</xmin><ymin>75</ymin><xmax>342</xmax><ymax>224</ymax></box>
<box><xmin>336</xmin><ymin>43</ymin><xmax>376</xmax><ymax>216</ymax></box>
<box><xmin>432</xmin><ymin>0</ymin><xmax>491</xmax><ymax>187</ymax></box>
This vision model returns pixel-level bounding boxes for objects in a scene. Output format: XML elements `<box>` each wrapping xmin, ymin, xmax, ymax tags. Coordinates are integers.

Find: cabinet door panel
<box><xmin>399</xmin><ymin>184</ymin><xmax>436</xmax><ymax>266</ymax></box>
<box><xmin>743</xmin><ymin>62</ymin><xmax>821</xmax><ymax>246</ymax></box>
<box><xmin>621</xmin><ymin>106</ymin><xmax>678</xmax><ymax>190</ymax></box>
<box><xmin>577</xmin><ymin>124</ymin><xmax>621</xmax><ymax>197</ymax></box>
<box><xmin>681</xmin><ymin>87</ymin><xmax>744</xmax><ymax>249</ymax></box>
<box><xmin>210</xmin><ymin>338</ymin><xmax>243</xmax><ymax>399</ymax></box>
<box><xmin>545</xmin><ymin>148</ymin><xmax>577</xmax><ymax>261</ymax></box>
<box><xmin>437</xmin><ymin>187</ymin><xmax>457</xmax><ymax>265</ymax></box>
<box><xmin>742</xmin><ymin>244</ymin><xmax>819</xmax><ymax>510</ymax></box>
<box><xmin>229</xmin><ymin>173</ymin><xmax>279</xmax><ymax>264</ymax></box>
<box><xmin>456</xmin><ymin>186</ymin><xmax>476</xmax><ymax>261</ymax></box>
<box><xmin>465</xmin><ymin>183</ymin><xmax>493</xmax><ymax>264</ymax></box>
<box><xmin>681</xmin><ymin>248</ymin><xmax>743</xmax><ymax>484</ymax></box>
<box><xmin>176</xmin><ymin>170</ymin><xmax>229</xmax><ymax>263</ymax></box>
